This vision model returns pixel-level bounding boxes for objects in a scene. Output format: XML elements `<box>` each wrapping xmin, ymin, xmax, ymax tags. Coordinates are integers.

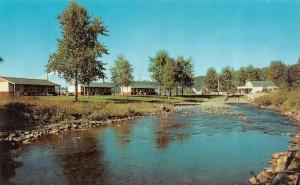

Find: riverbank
<box><xmin>0</xmin><ymin>95</ymin><xmax>205</xmax><ymax>145</ymax></box>
<box><xmin>249</xmin><ymin>140</ymin><xmax>300</xmax><ymax>185</ymax></box>
<box><xmin>254</xmin><ymin>90</ymin><xmax>300</xmax><ymax>124</ymax></box>
<box><xmin>249</xmin><ymin>91</ymin><xmax>300</xmax><ymax>185</ymax></box>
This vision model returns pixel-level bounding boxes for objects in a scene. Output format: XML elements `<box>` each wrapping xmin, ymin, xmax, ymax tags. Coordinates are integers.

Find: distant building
<box><xmin>68</xmin><ymin>82</ymin><xmax>113</xmax><ymax>96</ymax></box>
<box><xmin>119</xmin><ymin>81</ymin><xmax>158</xmax><ymax>95</ymax></box>
<box><xmin>0</xmin><ymin>76</ymin><xmax>59</xmax><ymax>96</ymax></box>
<box><xmin>237</xmin><ymin>80</ymin><xmax>278</xmax><ymax>94</ymax></box>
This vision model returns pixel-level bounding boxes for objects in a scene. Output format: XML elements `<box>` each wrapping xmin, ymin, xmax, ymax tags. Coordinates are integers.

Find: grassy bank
<box><xmin>0</xmin><ymin>95</ymin><xmax>206</xmax><ymax>130</ymax></box>
<box><xmin>254</xmin><ymin>89</ymin><xmax>300</xmax><ymax>113</ymax></box>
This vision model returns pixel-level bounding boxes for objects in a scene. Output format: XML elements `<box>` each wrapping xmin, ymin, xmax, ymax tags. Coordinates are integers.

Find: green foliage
<box><xmin>174</xmin><ymin>56</ymin><xmax>194</xmax><ymax>96</ymax></box>
<box><xmin>148</xmin><ymin>50</ymin><xmax>171</xmax><ymax>86</ymax></box>
<box><xmin>162</xmin><ymin>58</ymin><xmax>175</xmax><ymax>90</ymax></box>
<box><xmin>236</xmin><ymin>65</ymin><xmax>264</xmax><ymax>85</ymax></box>
<box><xmin>267</xmin><ymin>61</ymin><xmax>288</xmax><ymax>87</ymax></box>
<box><xmin>111</xmin><ymin>55</ymin><xmax>134</xmax><ymax>87</ymax></box>
<box><xmin>219</xmin><ymin>66</ymin><xmax>236</xmax><ymax>93</ymax></box>
<box><xmin>204</xmin><ymin>68</ymin><xmax>218</xmax><ymax>92</ymax></box>
<box><xmin>288</xmin><ymin>60</ymin><xmax>300</xmax><ymax>88</ymax></box>
<box><xmin>255</xmin><ymin>89</ymin><xmax>300</xmax><ymax>112</ymax></box>
<box><xmin>46</xmin><ymin>1</ymin><xmax>108</xmax><ymax>100</ymax></box>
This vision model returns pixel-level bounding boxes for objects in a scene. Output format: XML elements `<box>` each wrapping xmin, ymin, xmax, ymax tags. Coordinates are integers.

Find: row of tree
<box><xmin>44</xmin><ymin>1</ymin><xmax>195</xmax><ymax>100</ymax></box>
<box><xmin>148</xmin><ymin>50</ymin><xmax>194</xmax><ymax>98</ymax></box>
<box><xmin>109</xmin><ymin>50</ymin><xmax>195</xmax><ymax>98</ymax></box>
<box><xmin>204</xmin><ymin>59</ymin><xmax>300</xmax><ymax>93</ymax></box>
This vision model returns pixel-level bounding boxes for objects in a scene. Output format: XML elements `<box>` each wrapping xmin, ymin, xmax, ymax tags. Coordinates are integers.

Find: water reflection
<box><xmin>155</xmin><ymin>117</ymin><xmax>192</xmax><ymax>149</ymax></box>
<box><xmin>54</xmin><ymin>131</ymin><xmax>108</xmax><ymax>184</ymax></box>
<box><xmin>0</xmin><ymin>141</ymin><xmax>22</xmax><ymax>185</ymax></box>
<box><xmin>3</xmin><ymin>104</ymin><xmax>300</xmax><ymax>185</ymax></box>
<box><xmin>111</xmin><ymin>123</ymin><xmax>133</xmax><ymax>148</ymax></box>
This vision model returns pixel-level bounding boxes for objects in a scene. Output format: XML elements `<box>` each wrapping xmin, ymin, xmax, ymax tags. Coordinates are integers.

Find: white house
<box><xmin>237</xmin><ymin>80</ymin><xmax>278</xmax><ymax>94</ymax></box>
<box><xmin>119</xmin><ymin>81</ymin><xmax>158</xmax><ymax>95</ymax></box>
<box><xmin>0</xmin><ymin>76</ymin><xmax>59</xmax><ymax>96</ymax></box>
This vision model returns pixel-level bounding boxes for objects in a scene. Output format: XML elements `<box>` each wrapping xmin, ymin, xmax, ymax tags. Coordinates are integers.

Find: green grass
<box><xmin>1</xmin><ymin>95</ymin><xmax>206</xmax><ymax>128</ymax></box>
<box><xmin>254</xmin><ymin>89</ymin><xmax>300</xmax><ymax>113</ymax></box>
<box><xmin>37</xmin><ymin>95</ymin><xmax>206</xmax><ymax>104</ymax></box>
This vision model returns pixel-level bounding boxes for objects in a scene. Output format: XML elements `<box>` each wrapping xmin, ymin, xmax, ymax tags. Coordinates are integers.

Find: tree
<box><xmin>236</xmin><ymin>67</ymin><xmax>248</xmax><ymax>86</ymax></box>
<box><xmin>262</xmin><ymin>67</ymin><xmax>269</xmax><ymax>80</ymax></box>
<box><xmin>148</xmin><ymin>50</ymin><xmax>171</xmax><ymax>95</ymax></box>
<box><xmin>174</xmin><ymin>56</ymin><xmax>194</xmax><ymax>96</ymax></box>
<box><xmin>0</xmin><ymin>56</ymin><xmax>3</xmax><ymax>62</ymax></box>
<box><xmin>46</xmin><ymin>1</ymin><xmax>108</xmax><ymax>101</ymax></box>
<box><xmin>204</xmin><ymin>68</ymin><xmax>218</xmax><ymax>93</ymax></box>
<box><xmin>111</xmin><ymin>55</ymin><xmax>133</xmax><ymax>97</ymax></box>
<box><xmin>236</xmin><ymin>65</ymin><xmax>263</xmax><ymax>85</ymax></box>
<box><xmin>267</xmin><ymin>61</ymin><xmax>288</xmax><ymax>87</ymax></box>
<box><xmin>219</xmin><ymin>67</ymin><xmax>236</xmax><ymax>94</ymax></box>
<box><xmin>288</xmin><ymin>58</ymin><xmax>300</xmax><ymax>89</ymax></box>
<box><xmin>162</xmin><ymin>58</ymin><xmax>175</xmax><ymax>99</ymax></box>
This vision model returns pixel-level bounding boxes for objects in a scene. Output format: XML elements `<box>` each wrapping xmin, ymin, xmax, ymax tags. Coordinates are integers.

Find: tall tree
<box><xmin>219</xmin><ymin>67</ymin><xmax>236</xmax><ymax>94</ymax></box>
<box><xmin>204</xmin><ymin>68</ymin><xmax>218</xmax><ymax>93</ymax></box>
<box><xmin>288</xmin><ymin>58</ymin><xmax>300</xmax><ymax>89</ymax></box>
<box><xmin>162</xmin><ymin>59</ymin><xmax>175</xmax><ymax>99</ymax></box>
<box><xmin>267</xmin><ymin>61</ymin><xmax>288</xmax><ymax>87</ymax></box>
<box><xmin>148</xmin><ymin>50</ymin><xmax>170</xmax><ymax>95</ymax></box>
<box><xmin>236</xmin><ymin>67</ymin><xmax>248</xmax><ymax>86</ymax></box>
<box><xmin>46</xmin><ymin>1</ymin><xmax>108</xmax><ymax>101</ymax></box>
<box><xmin>261</xmin><ymin>67</ymin><xmax>269</xmax><ymax>80</ymax></box>
<box><xmin>111</xmin><ymin>55</ymin><xmax>133</xmax><ymax>96</ymax></box>
<box><xmin>236</xmin><ymin>65</ymin><xmax>264</xmax><ymax>85</ymax></box>
<box><xmin>174</xmin><ymin>56</ymin><xmax>194</xmax><ymax>96</ymax></box>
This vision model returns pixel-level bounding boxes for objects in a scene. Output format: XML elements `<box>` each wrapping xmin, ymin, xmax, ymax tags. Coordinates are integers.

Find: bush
<box><xmin>255</xmin><ymin>89</ymin><xmax>300</xmax><ymax>113</ymax></box>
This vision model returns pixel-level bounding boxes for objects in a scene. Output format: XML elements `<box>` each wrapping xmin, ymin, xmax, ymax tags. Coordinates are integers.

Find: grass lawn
<box><xmin>0</xmin><ymin>95</ymin><xmax>207</xmax><ymax>128</ymax></box>
<box><xmin>37</xmin><ymin>95</ymin><xmax>207</xmax><ymax>104</ymax></box>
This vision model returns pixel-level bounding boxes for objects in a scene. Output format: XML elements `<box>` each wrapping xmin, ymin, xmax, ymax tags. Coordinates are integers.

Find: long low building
<box><xmin>68</xmin><ymin>83</ymin><xmax>114</xmax><ymax>95</ymax></box>
<box><xmin>0</xmin><ymin>76</ymin><xmax>59</xmax><ymax>96</ymax></box>
<box><xmin>120</xmin><ymin>81</ymin><xmax>158</xmax><ymax>95</ymax></box>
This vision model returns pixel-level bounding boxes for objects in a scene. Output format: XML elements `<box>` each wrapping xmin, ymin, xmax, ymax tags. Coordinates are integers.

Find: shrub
<box><xmin>255</xmin><ymin>89</ymin><xmax>300</xmax><ymax>113</ymax></box>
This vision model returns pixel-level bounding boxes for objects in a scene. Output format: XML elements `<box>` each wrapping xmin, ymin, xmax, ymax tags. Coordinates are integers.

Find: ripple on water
<box><xmin>3</xmin><ymin>104</ymin><xmax>300</xmax><ymax>185</ymax></box>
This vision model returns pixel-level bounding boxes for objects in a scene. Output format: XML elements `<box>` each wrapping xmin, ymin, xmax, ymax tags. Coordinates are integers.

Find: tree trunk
<box><xmin>169</xmin><ymin>88</ymin><xmax>172</xmax><ymax>97</ymax></box>
<box><xmin>159</xmin><ymin>86</ymin><xmax>161</xmax><ymax>96</ymax></box>
<box><xmin>175</xmin><ymin>86</ymin><xmax>178</xmax><ymax>96</ymax></box>
<box><xmin>181</xmin><ymin>85</ymin><xmax>184</xmax><ymax>96</ymax></box>
<box><xmin>167</xmin><ymin>88</ymin><xmax>170</xmax><ymax>100</ymax></box>
<box><xmin>75</xmin><ymin>77</ymin><xmax>78</xmax><ymax>101</ymax></box>
<box><xmin>87</xmin><ymin>83</ymin><xmax>90</xmax><ymax>99</ymax></box>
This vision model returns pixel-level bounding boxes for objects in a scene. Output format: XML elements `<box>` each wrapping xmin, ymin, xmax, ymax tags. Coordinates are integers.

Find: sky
<box><xmin>0</xmin><ymin>0</ymin><xmax>300</xmax><ymax>85</ymax></box>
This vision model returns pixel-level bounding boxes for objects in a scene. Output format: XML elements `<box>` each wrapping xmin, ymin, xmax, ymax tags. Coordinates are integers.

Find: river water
<box><xmin>1</xmin><ymin>104</ymin><xmax>299</xmax><ymax>185</ymax></box>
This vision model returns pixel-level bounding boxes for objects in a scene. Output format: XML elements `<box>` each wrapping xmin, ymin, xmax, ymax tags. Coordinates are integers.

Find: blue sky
<box><xmin>0</xmin><ymin>0</ymin><xmax>300</xmax><ymax>85</ymax></box>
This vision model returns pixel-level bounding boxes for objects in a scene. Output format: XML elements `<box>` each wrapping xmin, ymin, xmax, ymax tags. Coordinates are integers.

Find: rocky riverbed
<box><xmin>249</xmin><ymin>138</ymin><xmax>300</xmax><ymax>185</ymax></box>
<box><xmin>0</xmin><ymin>115</ymin><xmax>144</xmax><ymax>146</ymax></box>
<box><xmin>248</xmin><ymin>104</ymin><xmax>300</xmax><ymax>185</ymax></box>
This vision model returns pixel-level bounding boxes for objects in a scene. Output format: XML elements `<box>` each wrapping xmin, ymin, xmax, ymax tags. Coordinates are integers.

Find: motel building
<box><xmin>0</xmin><ymin>76</ymin><xmax>60</xmax><ymax>96</ymax></box>
<box><xmin>120</xmin><ymin>81</ymin><xmax>158</xmax><ymax>95</ymax></box>
<box><xmin>68</xmin><ymin>82</ymin><xmax>114</xmax><ymax>96</ymax></box>
<box><xmin>237</xmin><ymin>80</ymin><xmax>278</xmax><ymax>94</ymax></box>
